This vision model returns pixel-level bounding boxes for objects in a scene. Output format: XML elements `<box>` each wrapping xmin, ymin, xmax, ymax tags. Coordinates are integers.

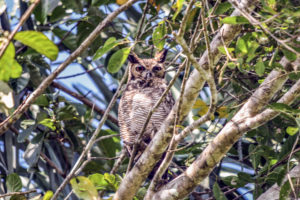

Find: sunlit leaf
<box><xmin>43</xmin><ymin>191</ymin><xmax>53</xmax><ymax>200</ymax></box>
<box><xmin>116</xmin><ymin>0</ymin><xmax>128</xmax><ymax>5</ymax></box>
<box><xmin>88</xmin><ymin>173</ymin><xmax>109</xmax><ymax>190</ymax></box>
<box><xmin>14</xmin><ymin>31</ymin><xmax>58</xmax><ymax>61</ymax></box>
<box><xmin>39</xmin><ymin>118</ymin><xmax>56</xmax><ymax>130</ymax></box>
<box><xmin>93</xmin><ymin>37</ymin><xmax>124</xmax><ymax>60</ymax></box>
<box><xmin>172</xmin><ymin>0</ymin><xmax>185</xmax><ymax>21</ymax></box>
<box><xmin>107</xmin><ymin>47</ymin><xmax>131</xmax><ymax>74</ymax></box>
<box><xmin>286</xmin><ymin>127</ymin><xmax>299</xmax><ymax>136</ymax></box>
<box><xmin>216</xmin><ymin>106</ymin><xmax>228</xmax><ymax>118</ymax></box>
<box><xmin>221</xmin><ymin>16</ymin><xmax>249</xmax><ymax>24</ymax></box>
<box><xmin>152</xmin><ymin>21</ymin><xmax>167</xmax><ymax>50</ymax></box>
<box><xmin>0</xmin><ymin>42</ymin><xmax>22</xmax><ymax>81</ymax></box>
<box><xmin>71</xmin><ymin>176</ymin><xmax>98</xmax><ymax>200</ymax></box>
<box><xmin>236</xmin><ymin>38</ymin><xmax>248</xmax><ymax>54</ymax></box>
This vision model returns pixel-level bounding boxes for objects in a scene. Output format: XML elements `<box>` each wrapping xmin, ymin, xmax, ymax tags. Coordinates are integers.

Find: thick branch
<box><xmin>152</xmin><ymin>65</ymin><xmax>300</xmax><ymax>199</ymax></box>
<box><xmin>0</xmin><ymin>0</ymin><xmax>138</xmax><ymax>135</ymax></box>
<box><xmin>114</xmin><ymin>0</ymin><xmax>258</xmax><ymax>199</ymax></box>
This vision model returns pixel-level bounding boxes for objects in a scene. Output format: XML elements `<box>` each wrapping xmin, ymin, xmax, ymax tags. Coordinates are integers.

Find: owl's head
<box><xmin>127</xmin><ymin>49</ymin><xmax>168</xmax><ymax>81</ymax></box>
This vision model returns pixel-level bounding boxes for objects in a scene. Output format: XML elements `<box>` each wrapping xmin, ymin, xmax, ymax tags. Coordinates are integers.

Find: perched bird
<box><xmin>118</xmin><ymin>49</ymin><xmax>175</xmax><ymax>158</ymax></box>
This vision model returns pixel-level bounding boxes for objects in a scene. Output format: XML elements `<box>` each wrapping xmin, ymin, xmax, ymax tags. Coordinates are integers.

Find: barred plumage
<box><xmin>118</xmin><ymin>50</ymin><xmax>174</xmax><ymax>156</ymax></box>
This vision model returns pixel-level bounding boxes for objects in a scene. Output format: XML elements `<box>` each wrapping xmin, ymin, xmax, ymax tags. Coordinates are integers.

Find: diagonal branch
<box><xmin>0</xmin><ymin>0</ymin><xmax>138</xmax><ymax>135</ymax></box>
<box><xmin>152</xmin><ymin>59</ymin><xmax>300</xmax><ymax>199</ymax></box>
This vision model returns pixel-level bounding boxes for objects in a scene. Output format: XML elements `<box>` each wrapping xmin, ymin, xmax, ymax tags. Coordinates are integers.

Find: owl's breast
<box><xmin>119</xmin><ymin>86</ymin><xmax>173</xmax><ymax>144</ymax></box>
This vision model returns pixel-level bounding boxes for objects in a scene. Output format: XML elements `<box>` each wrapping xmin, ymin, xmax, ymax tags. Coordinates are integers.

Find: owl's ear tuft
<box><xmin>155</xmin><ymin>49</ymin><xmax>168</xmax><ymax>63</ymax></box>
<box><xmin>128</xmin><ymin>53</ymin><xmax>139</xmax><ymax>64</ymax></box>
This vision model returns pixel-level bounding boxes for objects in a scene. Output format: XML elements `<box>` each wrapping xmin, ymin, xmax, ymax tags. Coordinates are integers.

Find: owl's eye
<box><xmin>136</xmin><ymin>66</ymin><xmax>145</xmax><ymax>72</ymax></box>
<box><xmin>152</xmin><ymin>66</ymin><xmax>162</xmax><ymax>72</ymax></box>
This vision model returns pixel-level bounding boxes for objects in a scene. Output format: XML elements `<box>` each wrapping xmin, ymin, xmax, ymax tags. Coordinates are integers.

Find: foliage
<box><xmin>0</xmin><ymin>0</ymin><xmax>299</xmax><ymax>199</ymax></box>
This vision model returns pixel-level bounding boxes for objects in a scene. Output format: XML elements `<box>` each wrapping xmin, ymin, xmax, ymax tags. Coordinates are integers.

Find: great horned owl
<box><xmin>118</xmin><ymin>49</ymin><xmax>175</xmax><ymax>156</ymax></box>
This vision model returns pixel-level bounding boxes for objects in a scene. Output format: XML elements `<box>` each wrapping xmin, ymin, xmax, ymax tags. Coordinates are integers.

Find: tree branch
<box><xmin>152</xmin><ymin>60</ymin><xmax>300</xmax><ymax>199</ymax></box>
<box><xmin>0</xmin><ymin>0</ymin><xmax>138</xmax><ymax>135</ymax></box>
<box><xmin>114</xmin><ymin>0</ymin><xmax>258</xmax><ymax>199</ymax></box>
<box><xmin>0</xmin><ymin>189</ymin><xmax>37</xmax><ymax>198</ymax></box>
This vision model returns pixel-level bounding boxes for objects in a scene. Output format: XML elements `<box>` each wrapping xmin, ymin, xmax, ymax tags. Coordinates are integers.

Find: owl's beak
<box><xmin>145</xmin><ymin>72</ymin><xmax>153</xmax><ymax>79</ymax></box>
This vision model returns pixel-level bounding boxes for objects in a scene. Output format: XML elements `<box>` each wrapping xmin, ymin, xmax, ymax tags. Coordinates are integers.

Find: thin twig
<box><xmin>63</xmin><ymin>191</ymin><xmax>73</xmax><ymax>200</ymax></box>
<box><xmin>0</xmin><ymin>189</ymin><xmax>36</xmax><ymax>198</ymax></box>
<box><xmin>110</xmin><ymin>148</ymin><xmax>127</xmax><ymax>174</ymax></box>
<box><xmin>201</xmin><ymin>4</ymin><xmax>212</xmax><ymax>70</ymax></box>
<box><xmin>94</xmin><ymin>134</ymin><xmax>120</xmax><ymax>144</ymax></box>
<box><xmin>56</xmin><ymin>65</ymin><xmax>103</xmax><ymax>79</ymax></box>
<box><xmin>41</xmin><ymin>153</ymin><xmax>65</xmax><ymax>177</ymax></box>
<box><xmin>135</xmin><ymin>0</ymin><xmax>150</xmax><ymax>41</ymax></box>
<box><xmin>0</xmin><ymin>0</ymin><xmax>41</xmax><ymax>58</ymax></box>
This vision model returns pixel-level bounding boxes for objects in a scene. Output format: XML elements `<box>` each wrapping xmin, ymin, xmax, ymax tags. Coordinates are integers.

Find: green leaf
<box><xmin>0</xmin><ymin>42</ymin><xmax>22</xmax><ymax>81</ymax></box>
<box><xmin>43</xmin><ymin>191</ymin><xmax>54</xmax><ymax>200</ymax></box>
<box><xmin>20</xmin><ymin>119</ymin><xmax>36</xmax><ymax>129</ymax></box>
<box><xmin>212</xmin><ymin>182</ymin><xmax>228</xmax><ymax>200</ymax></box>
<box><xmin>11</xmin><ymin>60</ymin><xmax>22</xmax><ymax>78</ymax></box>
<box><xmin>215</xmin><ymin>2</ymin><xmax>232</xmax><ymax>15</ymax></box>
<box><xmin>286</xmin><ymin>127</ymin><xmax>299</xmax><ymax>136</ymax></box>
<box><xmin>221</xmin><ymin>16</ymin><xmax>249</xmax><ymax>24</ymax></box>
<box><xmin>18</xmin><ymin>125</ymin><xmax>35</xmax><ymax>143</ymax></box>
<box><xmin>255</xmin><ymin>59</ymin><xmax>265</xmax><ymax>76</ymax></box>
<box><xmin>57</xmin><ymin>104</ymin><xmax>78</xmax><ymax>120</ymax></box>
<box><xmin>88</xmin><ymin>173</ymin><xmax>109</xmax><ymax>190</ymax></box>
<box><xmin>34</xmin><ymin>95</ymin><xmax>49</xmax><ymax>106</ymax></box>
<box><xmin>104</xmin><ymin>173</ymin><xmax>115</xmax><ymax>185</ymax></box>
<box><xmin>24</xmin><ymin>140</ymin><xmax>43</xmax><ymax>167</ymax></box>
<box><xmin>93</xmin><ymin>37</ymin><xmax>124</xmax><ymax>60</ymax></box>
<box><xmin>152</xmin><ymin>21</ymin><xmax>167</xmax><ymax>50</ymax></box>
<box><xmin>172</xmin><ymin>0</ymin><xmax>185</xmax><ymax>21</ymax></box>
<box><xmin>6</xmin><ymin>173</ymin><xmax>22</xmax><ymax>192</ymax></box>
<box><xmin>14</xmin><ymin>31</ymin><xmax>58</xmax><ymax>61</ymax></box>
<box><xmin>39</xmin><ymin>118</ymin><xmax>56</xmax><ymax>130</ymax></box>
<box><xmin>282</xmin><ymin>49</ymin><xmax>297</xmax><ymax>61</ymax></box>
<box><xmin>107</xmin><ymin>47</ymin><xmax>131</xmax><ymax>74</ymax></box>
<box><xmin>71</xmin><ymin>176</ymin><xmax>98</xmax><ymax>200</ymax></box>
<box><xmin>10</xmin><ymin>194</ymin><xmax>26</xmax><ymax>200</ymax></box>
<box><xmin>236</xmin><ymin>38</ymin><xmax>248</xmax><ymax>54</ymax></box>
